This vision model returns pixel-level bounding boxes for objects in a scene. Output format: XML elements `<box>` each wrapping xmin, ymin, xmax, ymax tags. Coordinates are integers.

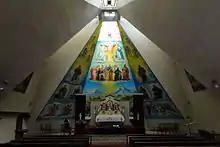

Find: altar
<box><xmin>94</xmin><ymin>95</ymin><xmax>125</xmax><ymax>127</ymax></box>
<box><xmin>96</xmin><ymin>114</ymin><xmax>125</xmax><ymax>123</ymax></box>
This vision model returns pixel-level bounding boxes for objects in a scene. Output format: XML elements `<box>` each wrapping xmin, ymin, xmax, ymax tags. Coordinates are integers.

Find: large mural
<box><xmin>83</xmin><ymin>22</ymin><xmax>137</xmax><ymax>95</ymax></box>
<box><xmin>37</xmin><ymin>22</ymin><xmax>102</xmax><ymax>120</ymax></box>
<box><xmin>37</xmin><ymin>20</ymin><xmax>183</xmax><ymax>120</ymax></box>
<box><xmin>82</xmin><ymin>22</ymin><xmax>137</xmax><ymax>129</ymax></box>
<box><xmin>118</xmin><ymin>23</ymin><xmax>183</xmax><ymax>119</ymax></box>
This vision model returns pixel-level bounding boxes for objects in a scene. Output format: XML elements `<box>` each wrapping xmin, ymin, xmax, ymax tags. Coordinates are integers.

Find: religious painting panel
<box><xmin>143</xmin><ymin>101</ymin><xmax>183</xmax><ymax>119</ymax></box>
<box><xmin>137</xmin><ymin>82</ymin><xmax>169</xmax><ymax>101</ymax></box>
<box><xmin>38</xmin><ymin>102</ymin><xmax>74</xmax><ymax>120</ymax></box>
<box><xmin>47</xmin><ymin>83</ymin><xmax>82</xmax><ymax>103</ymax></box>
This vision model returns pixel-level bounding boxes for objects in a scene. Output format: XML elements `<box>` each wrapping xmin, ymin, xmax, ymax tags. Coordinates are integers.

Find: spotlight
<box><xmin>0</xmin><ymin>87</ymin><xmax>4</xmax><ymax>91</ymax></box>
<box><xmin>212</xmin><ymin>80</ymin><xmax>220</xmax><ymax>89</ymax></box>
<box><xmin>3</xmin><ymin>80</ymin><xmax>8</xmax><ymax>85</ymax></box>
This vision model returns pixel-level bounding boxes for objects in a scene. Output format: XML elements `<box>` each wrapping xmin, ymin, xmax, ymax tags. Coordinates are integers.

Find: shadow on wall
<box><xmin>13</xmin><ymin>72</ymin><xmax>33</xmax><ymax>94</ymax></box>
<box><xmin>184</xmin><ymin>70</ymin><xmax>206</xmax><ymax>92</ymax></box>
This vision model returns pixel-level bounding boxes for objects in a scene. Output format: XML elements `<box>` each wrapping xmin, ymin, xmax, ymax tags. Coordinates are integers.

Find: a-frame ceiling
<box><xmin>0</xmin><ymin>0</ymin><xmax>99</xmax><ymax>96</ymax></box>
<box><xmin>119</xmin><ymin>0</ymin><xmax>220</xmax><ymax>88</ymax></box>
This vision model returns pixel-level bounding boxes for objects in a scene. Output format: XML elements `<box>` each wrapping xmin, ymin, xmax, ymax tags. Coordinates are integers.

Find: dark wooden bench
<box><xmin>23</xmin><ymin>136</ymin><xmax>90</xmax><ymax>140</ymax></box>
<box><xmin>128</xmin><ymin>135</ymin><xmax>220</xmax><ymax>147</ymax></box>
<box><xmin>10</xmin><ymin>142</ymin><xmax>87</xmax><ymax>146</ymax></box>
<box><xmin>130</xmin><ymin>141</ymin><xmax>220</xmax><ymax>146</ymax></box>
<box><xmin>9</xmin><ymin>136</ymin><xmax>90</xmax><ymax>146</ymax></box>
<box><xmin>129</xmin><ymin>137</ymin><xmax>204</xmax><ymax>142</ymax></box>
<box><xmin>127</xmin><ymin>135</ymin><xmax>194</xmax><ymax>143</ymax></box>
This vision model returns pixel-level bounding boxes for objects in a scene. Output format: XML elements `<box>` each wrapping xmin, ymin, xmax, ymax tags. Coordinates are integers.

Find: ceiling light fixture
<box><xmin>212</xmin><ymin>80</ymin><xmax>220</xmax><ymax>89</ymax></box>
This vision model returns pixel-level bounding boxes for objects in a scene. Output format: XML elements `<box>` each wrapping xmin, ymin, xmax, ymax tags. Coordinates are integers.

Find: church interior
<box><xmin>1</xmin><ymin>0</ymin><xmax>220</xmax><ymax>146</ymax></box>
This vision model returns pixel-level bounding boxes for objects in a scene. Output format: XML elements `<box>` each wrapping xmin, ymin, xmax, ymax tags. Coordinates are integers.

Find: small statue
<box><xmin>79</xmin><ymin>113</ymin><xmax>82</xmax><ymax>121</ymax></box>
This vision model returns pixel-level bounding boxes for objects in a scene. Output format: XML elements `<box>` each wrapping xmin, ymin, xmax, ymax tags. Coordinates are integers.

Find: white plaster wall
<box><xmin>0</xmin><ymin>114</ymin><xmax>28</xmax><ymax>143</ymax></box>
<box><xmin>85</xmin><ymin>0</ymin><xmax>136</xmax><ymax>9</ymax></box>
<box><xmin>0</xmin><ymin>92</ymin><xmax>27</xmax><ymax>112</ymax></box>
<box><xmin>120</xmin><ymin>17</ymin><xmax>220</xmax><ymax>133</ymax></box>
<box><xmin>0</xmin><ymin>0</ymin><xmax>99</xmax><ymax>96</ymax></box>
<box><xmin>180</xmin><ymin>73</ymin><xmax>220</xmax><ymax>133</ymax></box>
<box><xmin>116</xmin><ymin>0</ymin><xmax>136</xmax><ymax>9</ymax></box>
<box><xmin>120</xmin><ymin>18</ymin><xmax>188</xmax><ymax>131</ymax></box>
<box><xmin>0</xmin><ymin>60</ymin><xmax>49</xmax><ymax>113</ymax></box>
<box><xmin>85</xmin><ymin>0</ymin><xmax>102</xmax><ymax>8</ymax></box>
<box><xmin>0</xmin><ymin>115</ymin><xmax>16</xmax><ymax>143</ymax></box>
<box><xmin>27</xmin><ymin>18</ymin><xmax>99</xmax><ymax>133</ymax></box>
<box><xmin>119</xmin><ymin>0</ymin><xmax>220</xmax><ymax>89</ymax></box>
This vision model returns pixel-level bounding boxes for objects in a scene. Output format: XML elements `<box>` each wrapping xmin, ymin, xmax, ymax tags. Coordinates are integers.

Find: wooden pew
<box><xmin>127</xmin><ymin>135</ymin><xmax>220</xmax><ymax>147</ymax></box>
<box><xmin>23</xmin><ymin>136</ymin><xmax>90</xmax><ymax>140</ymax></box>
<box><xmin>129</xmin><ymin>137</ymin><xmax>204</xmax><ymax>142</ymax></box>
<box><xmin>9</xmin><ymin>136</ymin><xmax>91</xmax><ymax>146</ymax></box>
<box><xmin>127</xmin><ymin>135</ymin><xmax>195</xmax><ymax>144</ymax></box>
<box><xmin>9</xmin><ymin>141</ymin><xmax>89</xmax><ymax>146</ymax></box>
<box><xmin>130</xmin><ymin>141</ymin><xmax>220</xmax><ymax>146</ymax></box>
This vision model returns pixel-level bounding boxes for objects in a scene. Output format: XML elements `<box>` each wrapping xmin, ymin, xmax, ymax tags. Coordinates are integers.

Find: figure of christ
<box><xmin>96</xmin><ymin>44</ymin><xmax>107</xmax><ymax>62</ymax></box>
<box><xmin>106</xmin><ymin>43</ymin><xmax>115</xmax><ymax>62</ymax></box>
<box><xmin>122</xmin><ymin>64</ymin><xmax>130</xmax><ymax>80</ymax></box>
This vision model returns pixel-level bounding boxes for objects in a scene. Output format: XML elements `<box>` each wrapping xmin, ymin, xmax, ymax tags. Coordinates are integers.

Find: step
<box><xmin>91</xmin><ymin>135</ymin><xmax>126</xmax><ymax>145</ymax></box>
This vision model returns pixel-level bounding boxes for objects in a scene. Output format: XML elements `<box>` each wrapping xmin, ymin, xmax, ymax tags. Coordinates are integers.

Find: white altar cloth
<box><xmin>96</xmin><ymin>114</ymin><xmax>125</xmax><ymax>123</ymax></box>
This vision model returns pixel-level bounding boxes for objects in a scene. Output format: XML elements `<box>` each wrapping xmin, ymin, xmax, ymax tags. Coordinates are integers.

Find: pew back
<box><xmin>127</xmin><ymin>135</ymin><xmax>220</xmax><ymax>146</ymax></box>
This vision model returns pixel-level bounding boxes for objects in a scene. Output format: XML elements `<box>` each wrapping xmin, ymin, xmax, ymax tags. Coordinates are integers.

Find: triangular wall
<box><xmin>37</xmin><ymin>22</ymin><xmax>102</xmax><ymax>120</ymax></box>
<box><xmin>37</xmin><ymin>20</ymin><xmax>183</xmax><ymax>120</ymax></box>
<box><xmin>118</xmin><ymin>23</ymin><xmax>183</xmax><ymax>119</ymax></box>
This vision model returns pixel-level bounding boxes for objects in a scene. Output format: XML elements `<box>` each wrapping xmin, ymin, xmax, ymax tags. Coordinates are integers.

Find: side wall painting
<box><xmin>37</xmin><ymin>22</ymin><xmax>102</xmax><ymax>120</ymax></box>
<box><xmin>185</xmin><ymin>70</ymin><xmax>206</xmax><ymax>92</ymax></box>
<box><xmin>118</xmin><ymin>23</ymin><xmax>183</xmax><ymax>119</ymax></box>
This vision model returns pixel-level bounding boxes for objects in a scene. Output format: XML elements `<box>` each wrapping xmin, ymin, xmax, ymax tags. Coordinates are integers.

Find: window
<box><xmin>104</xmin><ymin>12</ymin><xmax>115</xmax><ymax>17</ymax></box>
<box><xmin>107</xmin><ymin>0</ymin><xmax>111</xmax><ymax>5</ymax></box>
<box><xmin>103</xmin><ymin>0</ymin><xmax>117</xmax><ymax>7</ymax></box>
